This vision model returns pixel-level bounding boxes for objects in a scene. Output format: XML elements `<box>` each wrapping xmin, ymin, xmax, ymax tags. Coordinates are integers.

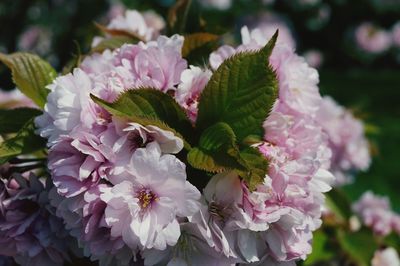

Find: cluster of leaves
<box><xmin>0</xmin><ymin>53</ymin><xmax>53</xmax><ymax>165</ymax></box>
<box><xmin>85</xmin><ymin>0</ymin><xmax>278</xmax><ymax>191</ymax></box>
<box><xmin>92</xmin><ymin>31</ymin><xmax>279</xmax><ymax>190</ymax></box>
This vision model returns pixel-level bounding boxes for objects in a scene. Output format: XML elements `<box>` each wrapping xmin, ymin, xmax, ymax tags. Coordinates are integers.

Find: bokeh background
<box><xmin>0</xmin><ymin>0</ymin><xmax>399</xmax><ymax>212</ymax></box>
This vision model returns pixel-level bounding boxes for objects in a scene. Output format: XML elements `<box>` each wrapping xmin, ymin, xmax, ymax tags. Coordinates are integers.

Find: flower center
<box><xmin>208</xmin><ymin>201</ymin><xmax>228</xmax><ymax>223</ymax></box>
<box><xmin>95</xmin><ymin>107</ymin><xmax>111</xmax><ymax>125</ymax></box>
<box><xmin>137</xmin><ymin>188</ymin><xmax>158</xmax><ymax>209</ymax></box>
<box><xmin>128</xmin><ymin>132</ymin><xmax>155</xmax><ymax>151</ymax></box>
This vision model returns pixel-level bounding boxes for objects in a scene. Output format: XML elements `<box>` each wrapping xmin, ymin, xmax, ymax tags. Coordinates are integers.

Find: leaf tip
<box><xmin>261</xmin><ymin>29</ymin><xmax>279</xmax><ymax>56</ymax></box>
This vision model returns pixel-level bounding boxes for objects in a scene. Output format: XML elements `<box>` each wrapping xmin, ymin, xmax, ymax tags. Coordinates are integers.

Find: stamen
<box><xmin>137</xmin><ymin>188</ymin><xmax>158</xmax><ymax>209</ymax></box>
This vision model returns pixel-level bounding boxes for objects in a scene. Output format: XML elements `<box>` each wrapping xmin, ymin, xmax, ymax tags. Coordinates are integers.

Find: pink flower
<box><xmin>372</xmin><ymin>247</ymin><xmax>400</xmax><ymax>266</ymax></box>
<box><xmin>303</xmin><ymin>50</ymin><xmax>323</xmax><ymax>69</ymax></box>
<box><xmin>316</xmin><ymin>96</ymin><xmax>371</xmax><ymax>185</ymax></box>
<box><xmin>0</xmin><ymin>89</ymin><xmax>35</xmax><ymax>109</ymax></box>
<box><xmin>35</xmin><ymin>69</ymin><xmax>96</xmax><ymax>146</ymax></box>
<box><xmin>100</xmin><ymin>142</ymin><xmax>200</xmax><ymax>250</ymax></box>
<box><xmin>18</xmin><ymin>26</ymin><xmax>51</xmax><ymax>55</ymax></box>
<box><xmin>241</xmin><ymin>12</ymin><xmax>296</xmax><ymax>49</ymax></box>
<box><xmin>353</xmin><ymin>191</ymin><xmax>400</xmax><ymax>236</ymax></box>
<box><xmin>47</xmin><ymin>130</ymin><xmax>113</xmax><ymax>197</ymax></box>
<box><xmin>92</xmin><ymin>9</ymin><xmax>165</xmax><ymax>47</ymax></box>
<box><xmin>355</xmin><ymin>22</ymin><xmax>392</xmax><ymax>54</ymax></box>
<box><xmin>175</xmin><ymin>66</ymin><xmax>212</xmax><ymax>121</ymax></box>
<box><xmin>107</xmin><ymin>10</ymin><xmax>165</xmax><ymax>41</ymax></box>
<box><xmin>111</xmin><ymin>35</ymin><xmax>187</xmax><ymax>92</ymax></box>
<box><xmin>36</xmin><ymin>32</ymin><xmax>193</xmax><ymax>263</ymax></box>
<box><xmin>48</xmin><ymin>185</ymin><xmax>127</xmax><ymax>262</ymax></box>
<box><xmin>392</xmin><ymin>22</ymin><xmax>400</xmax><ymax>48</ymax></box>
<box><xmin>36</xmin><ymin>35</ymin><xmax>187</xmax><ymax>146</ymax></box>
<box><xmin>209</xmin><ymin>45</ymin><xmax>237</xmax><ymax>70</ymax></box>
<box><xmin>106</xmin><ymin>4</ymin><xmax>125</xmax><ymax>21</ymax></box>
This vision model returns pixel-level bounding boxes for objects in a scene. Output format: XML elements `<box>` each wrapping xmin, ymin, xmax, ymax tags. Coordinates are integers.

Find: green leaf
<box><xmin>198</xmin><ymin>122</ymin><xmax>236</xmax><ymax>151</ymax></box>
<box><xmin>167</xmin><ymin>0</ymin><xmax>192</xmax><ymax>34</ymax></box>
<box><xmin>0</xmin><ymin>118</ymin><xmax>46</xmax><ymax>163</ymax></box>
<box><xmin>236</xmin><ymin>147</ymin><xmax>269</xmax><ymax>190</ymax></box>
<box><xmin>187</xmin><ymin>122</ymin><xmax>244</xmax><ymax>172</ymax></box>
<box><xmin>304</xmin><ymin>229</ymin><xmax>335</xmax><ymax>265</ymax></box>
<box><xmin>0</xmin><ymin>108</ymin><xmax>42</xmax><ymax>133</ymax></box>
<box><xmin>187</xmin><ymin>148</ymin><xmax>239</xmax><ymax>173</ymax></box>
<box><xmin>62</xmin><ymin>42</ymin><xmax>83</xmax><ymax>75</ymax></box>
<box><xmin>91</xmin><ymin>36</ymin><xmax>140</xmax><ymax>53</ymax></box>
<box><xmin>182</xmin><ymin>33</ymin><xmax>219</xmax><ymax>64</ymax></box>
<box><xmin>325</xmin><ymin>188</ymin><xmax>353</xmax><ymax>223</ymax></box>
<box><xmin>90</xmin><ymin>88</ymin><xmax>193</xmax><ymax>149</ymax></box>
<box><xmin>187</xmin><ymin>123</ymin><xmax>267</xmax><ymax>190</ymax></box>
<box><xmin>336</xmin><ymin>228</ymin><xmax>378</xmax><ymax>266</ymax></box>
<box><xmin>382</xmin><ymin>233</ymin><xmax>400</xmax><ymax>252</ymax></box>
<box><xmin>196</xmin><ymin>31</ymin><xmax>279</xmax><ymax>143</ymax></box>
<box><xmin>0</xmin><ymin>52</ymin><xmax>57</xmax><ymax>109</ymax></box>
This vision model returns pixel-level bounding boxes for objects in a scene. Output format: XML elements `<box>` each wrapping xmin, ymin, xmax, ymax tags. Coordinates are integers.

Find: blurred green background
<box><xmin>0</xmin><ymin>0</ymin><xmax>399</xmax><ymax>210</ymax></box>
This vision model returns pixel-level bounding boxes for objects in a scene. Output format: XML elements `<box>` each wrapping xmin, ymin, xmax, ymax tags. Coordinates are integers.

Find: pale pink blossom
<box><xmin>316</xmin><ymin>96</ymin><xmax>371</xmax><ymax>184</ymax></box>
<box><xmin>107</xmin><ymin>10</ymin><xmax>165</xmax><ymax>41</ymax></box>
<box><xmin>18</xmin><ymin>25</ymin><xmax>52</xmax><ymax>55</ymax></box>
<box><xmin>175</xmin><ymin>66</ymin><xmax>212</xmax><ymax>121</ymax></box>
<box><xmin>355</xmin><ymin>22</ymin><xmax>392</xmax><ymax>54</ymax></box>
<box><xmin>353</xmin><ymin>191</ymin><xmax>400</xmax><ymax>236</ymax></box>
<box><xmin>100</xmin><ymin>142</ymin><xmax>200</xmax><ymax>250</ymax></box>
<box><xmin>47</xmin><ymin>129</ymin><xmax>114</xmax><ymax>198</ymax></box>
<box><xmin>241</xmin><ymin>13</ymin><xmax>296</xmax><ymax>49</ymax></box>
<box><xmin>107</xmin><ymin>4</ymin><xmax>125</xmax><ymax>21</ymax></box>
<box><xmin>114</xmin><ymin>35</ymin><xmax>187</xmax><ymax>91</ymax></box>
<box><xmin>303</xmin><ymin>50</ymin><xmax>323</xmax><ymax>69</ymax></box>
<box><xmin>91</xmin><ymin>8</ymin><xmax>165</xmax><ymax>47</ymax></box>
<box><xmin>372</xmin><ymin>247</ymin><xmax>400</xmax><ymax>266</ymax></box>
<box><xmin>36</xmin><ymin>35</ymin><xmax>187</xmax><ymax>145</ymax></box>
<box><xmin>209</xmin><ymin>45</ymin><xmax>237</xmax><ymax>70</ymax></box>
<box><xmin>392</xmin><ymin>22</ymin><xmax>400</xmax><ymax>48</ymax></box>
<box><xmin>0</xmin><ymin>89</ymin><xmax>35</xmax><ymax>109</ymax></box>
<box><xmin>48</xmin><ymin>185</ymin><xmax>128</xmax><ymax>262</ymax></box>
<box><xmin>46</xmin><ymin>119</ymin><xmax>188</xmax><ymax>262</ymax></box>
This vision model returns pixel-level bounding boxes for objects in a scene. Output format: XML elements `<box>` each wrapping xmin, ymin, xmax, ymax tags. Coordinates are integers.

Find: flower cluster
<box><xmin>352</xmin><ymin>191</ymin><xmax>400</xmax><ymax>236</ymax></box>
<box><xmin>36</xmin><ymin>32</ymin><xmax>200</xmax><ymax>264</ymax></box>
<box><xmin>0</xmin><ymin>173</ymin><xmax>78</xmax><ymax>265</ymax></box>
<box><xmin>33</xmin><ymin>11</ymin><xmax>337</xmax><ymax>264</ymax></box>
<box><xmin>0</xmin><ymin>6</ymin><xmax>376</xmax><ymax>266</ymax></box>
<box><xmin>193</xmin><ymin>25</ymin><xmax>335</xmax><ymax>265</ymax></box>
